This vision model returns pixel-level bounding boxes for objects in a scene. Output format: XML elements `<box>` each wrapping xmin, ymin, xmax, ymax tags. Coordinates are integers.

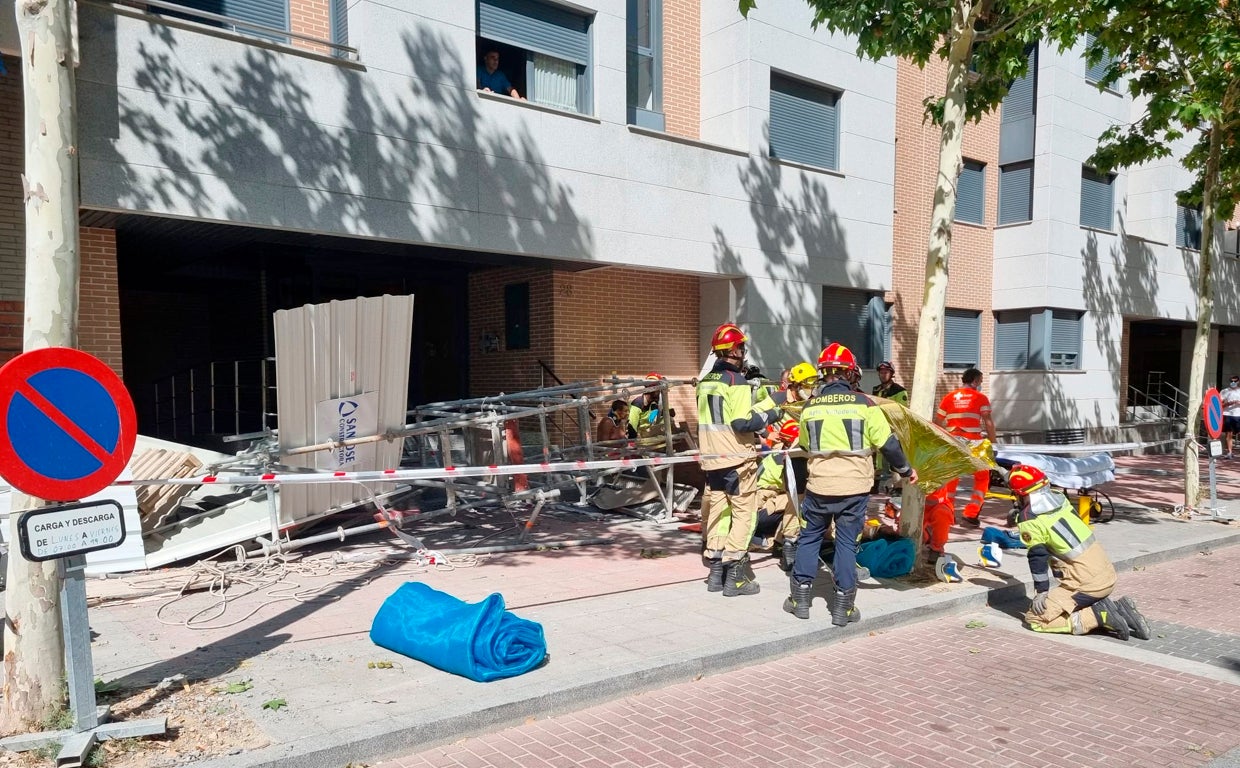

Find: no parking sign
<box><xmin>1203</xmin><ymin>387</ymin><xmax>1224</xmax><ymax>440</ymax></box>
<box><xmin>0</xmin><ymin>347</ymin><xmax>136</xmax><ymax>502</ymax></box>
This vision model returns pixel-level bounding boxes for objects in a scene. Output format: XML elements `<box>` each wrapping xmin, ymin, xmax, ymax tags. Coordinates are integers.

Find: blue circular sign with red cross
<box><xmin>0</xmin><ymin>347</ymin><xmax>136</xmax><ymax>502</ymax></box>
<box><xmin>1203</xmin><ymin>387</ymin><xmax>1224</xmax><ymax>440</ymax></box>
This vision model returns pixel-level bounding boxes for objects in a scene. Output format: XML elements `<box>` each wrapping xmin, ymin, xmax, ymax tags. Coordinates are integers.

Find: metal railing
<box><xmin>152</xmin><ymin>358</ymin><xmax>277</xmax><ymax>442</ymax></box>
<box><xmin>1125</xmin><ymin>373</ymin><xmax>1189</xmax><ymax>423</ymax></box>
<box><xmin>93</xmin><ymin>0</ymin><xmax>360</xmax><ymax>61</ymax></box>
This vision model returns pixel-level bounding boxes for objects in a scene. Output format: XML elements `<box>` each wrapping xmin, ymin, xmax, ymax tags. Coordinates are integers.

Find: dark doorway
<box><xmin>1127</xmin><ymin>321</ymin><xmax>1185</xmax><ymax>394</ymax></box>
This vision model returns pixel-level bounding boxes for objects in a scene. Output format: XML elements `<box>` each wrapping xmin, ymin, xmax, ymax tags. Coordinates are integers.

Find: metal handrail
<box><xmin>152</xmin><ymin>358</ymin><xmax>277</xmax><ymax>442</ymax></box>
<box><xmin>93</xmin><ymin>0</ymin><xmax>360</xmax><ymax>61</ymax></box>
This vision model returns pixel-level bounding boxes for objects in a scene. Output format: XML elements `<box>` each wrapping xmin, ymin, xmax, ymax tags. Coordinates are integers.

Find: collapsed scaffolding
<box><xmin>292</xmin><ymin>375</ymin><xmax>702</xmax><ymax>553</ymax></box>
<box><xmin>102</xmin><ymin>376</ymin><xmax>703</xmax><ymax>569</ymax></box>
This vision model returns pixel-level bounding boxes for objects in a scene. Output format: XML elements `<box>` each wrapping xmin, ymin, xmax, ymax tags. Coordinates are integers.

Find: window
<box><xmin>998</xmin><ymin>161</ymin><xmax>1034</xmax><ymax>224</ymax></box>
<box><xmin>770</xmin><ymin>74</ymin><xmax>840</xmax><ymax>171</ymax></box>
<box><xmin>944</xmin><ymin>309</ymin><xmax>981</xmax><ymax>369</ymax></box>
<box><xmin>504</xmin><ymin>283</ymin><xmax>531</xmax><ymax>350</ymax></box>
<box><xmin>956</xmin><ymin>160</ymin><xmax>986</xmax><ymax>225</ymax></box>
<box><xmin>994</xmin><ymin>308</ymin><xmax>1082</xmax><ymax>370</ymax></box>
<box><xmin>627</xmin><ymin>0</ymin><xmax>662</xmax><ymax>130</ymax></box>
<box><xmin>1079</xmin><ymin>166</ymin><xmax>1115</xmax><ymax>231</ymax></box>
<box><xmin>1083</xmin><ymin>32</ymin><xmax>1114</xmax><ymax>85</ymax></box>
<box><xmin>331</xmin><ymin>0</ymin><xmax>348</xmax><ymax>48</ymax></box>
<box><xmin>822</xmin><ymin>288</ymin><xmax>887</xmax><ymax>368</ymax></box>
<box><xmin>477</xmin><ymin>0</ymin><xmax>593</xmax><ymax>114</ymax></box>
<box><xmin>161</xmin><ymin>0</ymin><xmax>289</xmax><ymax>40</ymax></box>
<box><xmin>1176</xmin><ymin>203</ymin><xmax>1202</xmax><ymax>250</ymax></box>
<box><xmin>1049</xmin><ymin>310</ymin><xmax>1082</xmax><ymax>368</ymax></box>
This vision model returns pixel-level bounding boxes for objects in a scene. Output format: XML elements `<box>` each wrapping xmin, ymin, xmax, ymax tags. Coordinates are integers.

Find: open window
<box><xmin>477</xmin><ymin>0</ymin><xmax>593</xmax><ymax>115</ymax></box>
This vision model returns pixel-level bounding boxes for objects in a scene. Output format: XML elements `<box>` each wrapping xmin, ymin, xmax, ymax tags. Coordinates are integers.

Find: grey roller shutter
<box><xmin>1079</xmin><ymin>167</ymin><xmax>1114</xmax><ymax>230</ymax></box>
<box><xmin>999</xmin><ymin>44</ymin><xmax>1037</xmax><ymax>164</ymax></box>
<box><xmin>479</xmin><ymin>0</ymin><xmax>590</xmax><ymax>66</ymax></box>
<box><xmin>169</xmin><ymin>0</ymin><xmax>288</xmax><ymax>33</ymax></box>
<box><xmin>770</xmin><ymin>74</ymin><xmax>839</xmax><ymax>171</ymax></box>
<box><xmin>1049</xmin><ymin>310</ymin><xmax>1081</xmax><ymax>369</ymax></box>
<box><xmin>956</xmin><ymin>161</ymin><xmax>986</xmax><ymax>224</ymax></box>
<box><xmin>331</xmin><ymin>0</ymin><xmax>348</xmax><ymax>46</ymax></box>
<box><xmin>1084</xmin><ymin>32</ymin><xmax>1111</xmax><ymax>84</ymax></box>
<box><xmin>1176</xmin><ymin>204</ymin><xmax>1202</xmax><ymax>249</ymax></box>
<box><xmin>944</xmin><ymin>310</ymin><xmax>980</xmax><ymax>369</ymax></box>
<box><xmin>822</xmin><ymin>288</ymin><xmax>870</xmax><ymax>366</ymax></box>
<box><xmin>994</xmin><ymin>311</ymin><xmax>1030</xmax><ymax>370</ymax></box>
<box><xmin>998</xmin><ymin>162</ymin><xmax>1033</xmax><ymax>224</ymax></box>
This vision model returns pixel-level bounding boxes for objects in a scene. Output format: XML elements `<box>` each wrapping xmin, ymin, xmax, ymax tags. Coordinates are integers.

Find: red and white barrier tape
<box><xmin>113</xmin><ymin>451</ymin><xmax>725</xmax><ymax>488</ymax></box>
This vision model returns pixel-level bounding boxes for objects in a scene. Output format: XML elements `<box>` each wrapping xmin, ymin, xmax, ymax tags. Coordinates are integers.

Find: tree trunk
<box><xmin>2</xmin><ymin>0</ymin><xmax>81</xmax><ymax>735</ymax></box>
<box><xmin>1183</xmin><ymin>111</ymin><xmax>1226</xmax><ymax>509</ymax></box>
<box><xmin>900</xmin><ymin>0</ymin><xmax>979</xmax><ymax>553</ymax></box>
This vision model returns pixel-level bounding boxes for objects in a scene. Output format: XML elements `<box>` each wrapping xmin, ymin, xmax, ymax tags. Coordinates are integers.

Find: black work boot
<box><xmin>780</xmin><ymin>540</ymin><xmax>798</xmax><ymax>572</ymax></box>
<box><xmin>830</xmin><ymin>587</ymin><xmax>860</xmax><ymax>627</ymax></box>
<box><xmin>722</xmin><ymin>556</ymin><xmax>760</xmax><ymax>597</ymax></box>
<box><xmin>705</xmin><ymin>558</ymin><xmax>724</xmax><ymax>593</ymax></box>
<box><xmin>1091</xmin><ymin>597</ymin><xmax>1131</xmax><ymax>640</ymax></box>
<box><xmin>783</xmin><ymin>581</ymin><xmax>812</xmax><ymax>620</ymax></box>
<box><xmin>1115</xmin><ymin>596</ymin><xmax>1152</xmax><ymax>640</ymax></box>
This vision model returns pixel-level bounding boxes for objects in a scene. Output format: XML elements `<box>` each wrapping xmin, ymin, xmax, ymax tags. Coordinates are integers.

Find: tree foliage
<box><xmin>1086</xmin><ymin>0</ymin><xmax>1240</xmax><ymax>214</ymax></box>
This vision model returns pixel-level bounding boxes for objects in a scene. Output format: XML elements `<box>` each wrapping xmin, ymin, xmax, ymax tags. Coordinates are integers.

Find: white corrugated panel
<box><xmin>274</xmin><ymin>295</ymin><xmax>414</xmax><ymax>524</ymax></box>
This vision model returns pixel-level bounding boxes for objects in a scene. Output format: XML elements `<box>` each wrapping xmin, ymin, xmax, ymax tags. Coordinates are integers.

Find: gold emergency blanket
<box><xmin>875</xmin><ymin>399</ymin><xmax>995</xmax><ymax>493</ymax></box>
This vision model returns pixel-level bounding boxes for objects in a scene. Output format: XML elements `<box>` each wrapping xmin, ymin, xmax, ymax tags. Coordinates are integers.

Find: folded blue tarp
<box><xmin>370</xmin><ymin>582</ymin><xmax>547</xmax><ymax>682</ymax></box>
<box><xmin>855</xmin><ymin>538</ymin><xmax>915</xmax><ymax>578</ymax></box>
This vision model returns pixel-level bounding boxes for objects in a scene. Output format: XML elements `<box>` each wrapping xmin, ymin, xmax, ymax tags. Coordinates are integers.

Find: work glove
<box><xmin>1030</xmin><ymin>592</ymin><xmax>1049</xmax><ymax>615</ymax></box>
<box><xmin>744</xmin><ymin>365</ymin><xmax>763</xmax><ymax>381</ymax></box>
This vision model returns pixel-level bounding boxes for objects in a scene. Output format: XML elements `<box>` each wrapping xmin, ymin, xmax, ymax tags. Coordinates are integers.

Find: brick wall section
<box><xmin>550</xmin><ymin>267</ymin><xmax>700</xmax><ymax>427</ymax></box>
<box><xmin>1119</xmin><ymin>318</ymin><xmax>1130</xmax><ymax>417</ymax></box>
<box><xmin>79</xmin><ymin>227</ymin><xmax>124</xmax><ymax>377</ymax></box>
<box><xmin>468</xmin><ymin>266</ymin><xmax>556</xmax><ymax>398</ymax></box>
<box><xmin>289</xmin><ymin>0</ymin><xmax>331</xmax><ymax>54</ymax></box>
<box><xmin>661</xmin><ymin>0</ymin><xmax>700</xmax><ymax>139</ymax></box>
<box><xmin>0</xmin><ymin>300</ymin><xmax>21</xmax><ymax>364</ymax></box>
<box><xmin>467</xmin><ymin>266</ymin><xmax>701</xmax><ymax>435</ymax></box>
<box><xmin>0</xmin><ymin>55</ymin><xmax>24</xmax><ymax>301</ymax></box>
<box><xmin>889</xmin><ymin>58</ymin><xmax>1000</xmax><ymax>405</ymax></box>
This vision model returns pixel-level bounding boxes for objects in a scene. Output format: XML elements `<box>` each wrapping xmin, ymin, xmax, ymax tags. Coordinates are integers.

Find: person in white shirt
<box><xmin>1222</xmin><ymin>375</ymin><xmax>1240</xmax><ymax>459</ymax></box>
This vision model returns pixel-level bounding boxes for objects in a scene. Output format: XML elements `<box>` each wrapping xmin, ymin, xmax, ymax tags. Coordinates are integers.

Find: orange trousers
<box><xmin>927</xmin><ymin>470</ymin><xmax>990</xmax><ymax>525</ymax></box>
<box><xmin>922</xmin><ymin>493</ymin><xmax>954</xmax><ymax>554</ymax></box>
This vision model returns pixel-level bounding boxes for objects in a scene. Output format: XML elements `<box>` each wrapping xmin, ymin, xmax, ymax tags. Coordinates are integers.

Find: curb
<box><xmin>198</xmin><ymin>531</ymin><xmax>1240</xmax><ymax>768</ymax></box>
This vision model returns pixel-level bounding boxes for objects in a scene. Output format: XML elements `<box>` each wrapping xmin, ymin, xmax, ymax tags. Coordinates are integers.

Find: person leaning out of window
<box><xmin>477</xmin><ymin>50</ymin><xmax>523</xmax><ymax>100</ymax></box>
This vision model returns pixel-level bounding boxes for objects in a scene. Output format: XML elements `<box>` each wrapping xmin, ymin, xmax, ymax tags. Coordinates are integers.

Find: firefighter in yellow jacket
<box><xmin>1008</xmin><ymin>465</ymin><xmax>1151</xmax><ymax>640</ymax></box>
<box><xmin>755</xmin><ymin>419</ymin><xmax>803</xmax><ymax>570</ymax></box>
<box><xmin>697</xmin><ymin>322</ymin><xmax>786</xmax><ymax>596</ymax></box>
<box><xmin>785</xmin><ymin>343</ymin><xmax>916</xmax><ymax>624</ymax></box>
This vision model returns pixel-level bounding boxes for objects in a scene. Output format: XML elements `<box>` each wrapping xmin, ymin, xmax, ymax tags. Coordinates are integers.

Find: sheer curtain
<box><xmin>532</xmin><ymin>53</ymin><xmax>578</xmax><ymax>112</ymax></box>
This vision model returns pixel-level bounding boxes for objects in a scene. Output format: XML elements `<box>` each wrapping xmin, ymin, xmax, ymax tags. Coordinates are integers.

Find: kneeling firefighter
<box><xmin>1008</xmin><ymin>465</ymin><xmax>1150</xmax><ymax>640</ymax></box>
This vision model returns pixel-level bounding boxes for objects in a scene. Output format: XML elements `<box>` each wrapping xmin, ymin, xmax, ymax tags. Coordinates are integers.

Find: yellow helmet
<box><xmin>788</xmin><ymin>362</ymin><xmax>817</xmax><ymax>386</ymax></box>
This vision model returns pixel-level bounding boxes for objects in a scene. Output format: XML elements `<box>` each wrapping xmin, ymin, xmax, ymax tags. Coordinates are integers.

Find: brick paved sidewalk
<box><xmin>381</xmin><ymin>545</ymin><xmax>1240</xmax><ymax>768</ymax></box>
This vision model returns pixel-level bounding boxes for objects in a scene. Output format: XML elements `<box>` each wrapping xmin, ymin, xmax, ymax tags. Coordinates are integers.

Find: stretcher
<box><xmin>993</xmin><ymin>449</ymin><xmax>1117</xmax><ymax>523</ymax></box>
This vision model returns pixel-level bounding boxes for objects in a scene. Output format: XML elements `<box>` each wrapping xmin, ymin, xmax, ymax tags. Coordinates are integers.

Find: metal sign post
<box><xmin>1200</xmin><ymin>389</ymin><xmax>1236</xmax><ymax>521</ymax></box>
<box><xmin>0</xmin><ymin>349</ymin><xmax>164</xmax><ymax>767</ymax></box>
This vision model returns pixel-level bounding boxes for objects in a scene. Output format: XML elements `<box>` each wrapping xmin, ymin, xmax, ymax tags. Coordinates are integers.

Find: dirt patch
<box><xmin>0</xmin><ymin>679</ymin><xmax>267</xmax><ymax>768</ymax></box>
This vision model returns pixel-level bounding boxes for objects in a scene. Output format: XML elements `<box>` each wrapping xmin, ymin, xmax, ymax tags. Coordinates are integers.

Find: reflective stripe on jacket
<box><xmin>935</xmin><ymin>387</ymin><xmax>992</xmax><ymax>440</ymax></box>
<box><xmin>758</xmin><ymin>453</ymin><xmax>784</xmax><ymax>490</ymax></box>
<box><xmin>1018</xmin><ymin>496</ymin><xmax>1116</xmax><ymax>594</ymax></box>
<box><xmin>696</xmin><ymin>362</ymin><xmax>782</xmax><ymax>470</ymax></box>
<box><xmin>798</xmin><ymin>382</ymin><xmax>895</xmax><ymax>496</ymax></box>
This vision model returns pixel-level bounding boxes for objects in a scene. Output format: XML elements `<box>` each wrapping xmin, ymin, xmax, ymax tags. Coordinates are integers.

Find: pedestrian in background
<box><xmin>1222</xmin><ymin>374</ymin><xmax>1240</xmax><ymax>459</ymax></box>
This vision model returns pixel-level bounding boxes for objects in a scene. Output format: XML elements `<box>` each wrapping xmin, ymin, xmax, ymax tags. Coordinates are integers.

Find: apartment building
<box><xmin>0</xmin><ymin>0</ymin><xmax>1234</xmax><ymax>443</ymax></box>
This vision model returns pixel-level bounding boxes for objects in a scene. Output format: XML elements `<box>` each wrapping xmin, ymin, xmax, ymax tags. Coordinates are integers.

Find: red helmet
<box><xmin>1007</xmin><ymin>464</ymin><xmax>1048</xmax><ymax>496</ymax></box>
<box><xmin>711</xmin><ymin>323</ymin><xmax>748</xmax><ymax>352</ymax></box>
<box><xmin>644</xmin><ymin>372</ymin><xmax>665</xmax><ymax>382</ymax></box>
<box><xmin>777</xmin><ymin>419</ymin><xmax>800</xmax><ymax>444</ymax></box>
<box><xmin>817</xmin><ymin>342</ymin><xmax>858</xmax><ymax>373</ymax></box>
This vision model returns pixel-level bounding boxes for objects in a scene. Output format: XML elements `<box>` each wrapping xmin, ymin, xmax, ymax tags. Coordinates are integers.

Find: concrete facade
<box><xmin>0</xmin><ymin>2</ymin><xmax>1237</xmax><ymax>436</ymax></box>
